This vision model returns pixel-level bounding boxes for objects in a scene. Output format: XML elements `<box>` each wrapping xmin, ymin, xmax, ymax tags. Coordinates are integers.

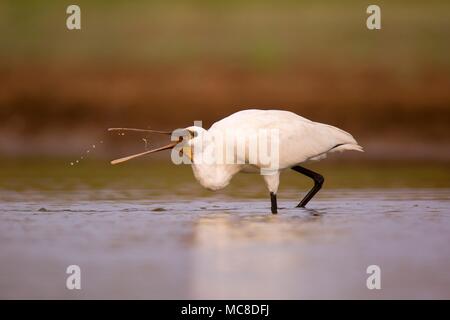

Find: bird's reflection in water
<box><xmin>188</xmin><ymin>207</ymin><xmax>325</xmax><ymax>299</ymax></box>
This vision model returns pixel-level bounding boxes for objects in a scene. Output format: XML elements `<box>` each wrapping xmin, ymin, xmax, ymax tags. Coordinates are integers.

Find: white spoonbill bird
<box><xmin>110</xmin><ymin>109</ymin><xmax>363</xmax><ymax>214</ymax></box>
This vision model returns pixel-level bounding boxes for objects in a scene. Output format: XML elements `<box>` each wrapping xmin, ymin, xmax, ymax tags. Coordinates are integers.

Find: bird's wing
<box><xmin>208</xmin><ymin>109</ymin><xmax>362</xmax><ymax>168</ymax></box>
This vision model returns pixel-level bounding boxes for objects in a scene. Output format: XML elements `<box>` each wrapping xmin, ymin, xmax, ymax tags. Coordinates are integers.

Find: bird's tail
<box><xmin>331</xmin><ymin>143</ymin><xmax>364</xmax><ymax>153</ymax></box>
<box><xmin>323</xmin><ymin>124</ymin><xmax>364</xmax><ymax>153</ymax></box>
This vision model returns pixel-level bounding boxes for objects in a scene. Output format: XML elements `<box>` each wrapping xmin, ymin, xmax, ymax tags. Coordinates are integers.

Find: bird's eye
<box><xmin>188</xmin><ymin>131</ymin><xmax>196</xmax><ymax>139</ymax></box>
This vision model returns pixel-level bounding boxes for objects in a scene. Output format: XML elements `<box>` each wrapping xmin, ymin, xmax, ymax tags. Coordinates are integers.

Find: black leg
<box><xmin>291</xmin><ymin>165</ymin><xmax>324</xmax><ymax>208</ymax></box>
<box><xmin>270</xmin><ymin>192</ymin><xmax>278</xmax><ymax>214</ymax></box>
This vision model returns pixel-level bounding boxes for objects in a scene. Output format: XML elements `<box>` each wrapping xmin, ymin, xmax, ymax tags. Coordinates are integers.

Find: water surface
<box><xmin>1</xmin><ymin>189</ymin><xmax>449</xmax><ymax>299</ymax></box>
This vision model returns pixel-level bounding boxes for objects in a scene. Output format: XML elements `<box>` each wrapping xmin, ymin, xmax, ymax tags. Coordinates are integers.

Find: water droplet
<box><xmin>70</xmin><ymin>162</ymin><xmax>74</xmax><ymax>166</ymax></box>
<box><xmin>87</xmin><ymin>150</ymin><xmax>90</xmax><ymax>153</ymax></box>
<box><xmin>92</xmin><ymin>145</ymin><xmax>96</xmax><ymax>148</ymax></box>
<box><xmin>76</xmin><ymin>160</ymin><xmax>79</xmax><ymax>163</ymax></box>
<box><xmin>81</xmin><ymin>156</ymin><xmax>84</xmax><ymax>160</ymax></box>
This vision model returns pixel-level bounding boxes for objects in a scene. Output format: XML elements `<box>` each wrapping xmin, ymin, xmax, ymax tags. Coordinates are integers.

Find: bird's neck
<box><xmin>191</xmin><ymin>162</ymin><xmax>240</xmax><ymax>191</ymax></box>
<box><xmin>189</xmin><ymin>133</ymin><xmax>241</xmax><ymax>191</ymax></box>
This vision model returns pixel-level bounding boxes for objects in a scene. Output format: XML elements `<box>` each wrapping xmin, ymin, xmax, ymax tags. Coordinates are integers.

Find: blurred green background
<box><xmin>0</xmin><ymin>0</ymin><xmax>449</xmax><ymax>189</ymax></box>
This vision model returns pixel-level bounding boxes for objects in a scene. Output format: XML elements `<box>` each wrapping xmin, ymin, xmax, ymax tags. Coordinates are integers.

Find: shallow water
<box><xmin>1</xmin><ymin>189</ymin><xmax>449</xmax><ymax>299</ymax></box>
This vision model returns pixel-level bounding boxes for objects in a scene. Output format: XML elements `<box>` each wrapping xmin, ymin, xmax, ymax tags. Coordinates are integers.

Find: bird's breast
<box><xmin>191</xmin><ymin>163</ymin><xmax>240</xmax><ymax>191</ymax></box>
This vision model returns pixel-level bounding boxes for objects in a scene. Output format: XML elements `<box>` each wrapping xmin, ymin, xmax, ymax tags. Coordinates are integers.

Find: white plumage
<box><xmin>110</xmin><ymin>109</ymin><xmax>363</xmax><ymax>213</ymax></box>
<box><xmin>187</xmin><ymin>109</ymin><xmax>362</xmax><ymax>192</ymax></box>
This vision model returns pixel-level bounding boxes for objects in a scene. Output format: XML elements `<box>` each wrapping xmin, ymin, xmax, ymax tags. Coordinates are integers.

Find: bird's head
<box><xmin>181</xmin><ymin>126</ymin><xmax>209</xmax><ymax>163</ymax></box>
